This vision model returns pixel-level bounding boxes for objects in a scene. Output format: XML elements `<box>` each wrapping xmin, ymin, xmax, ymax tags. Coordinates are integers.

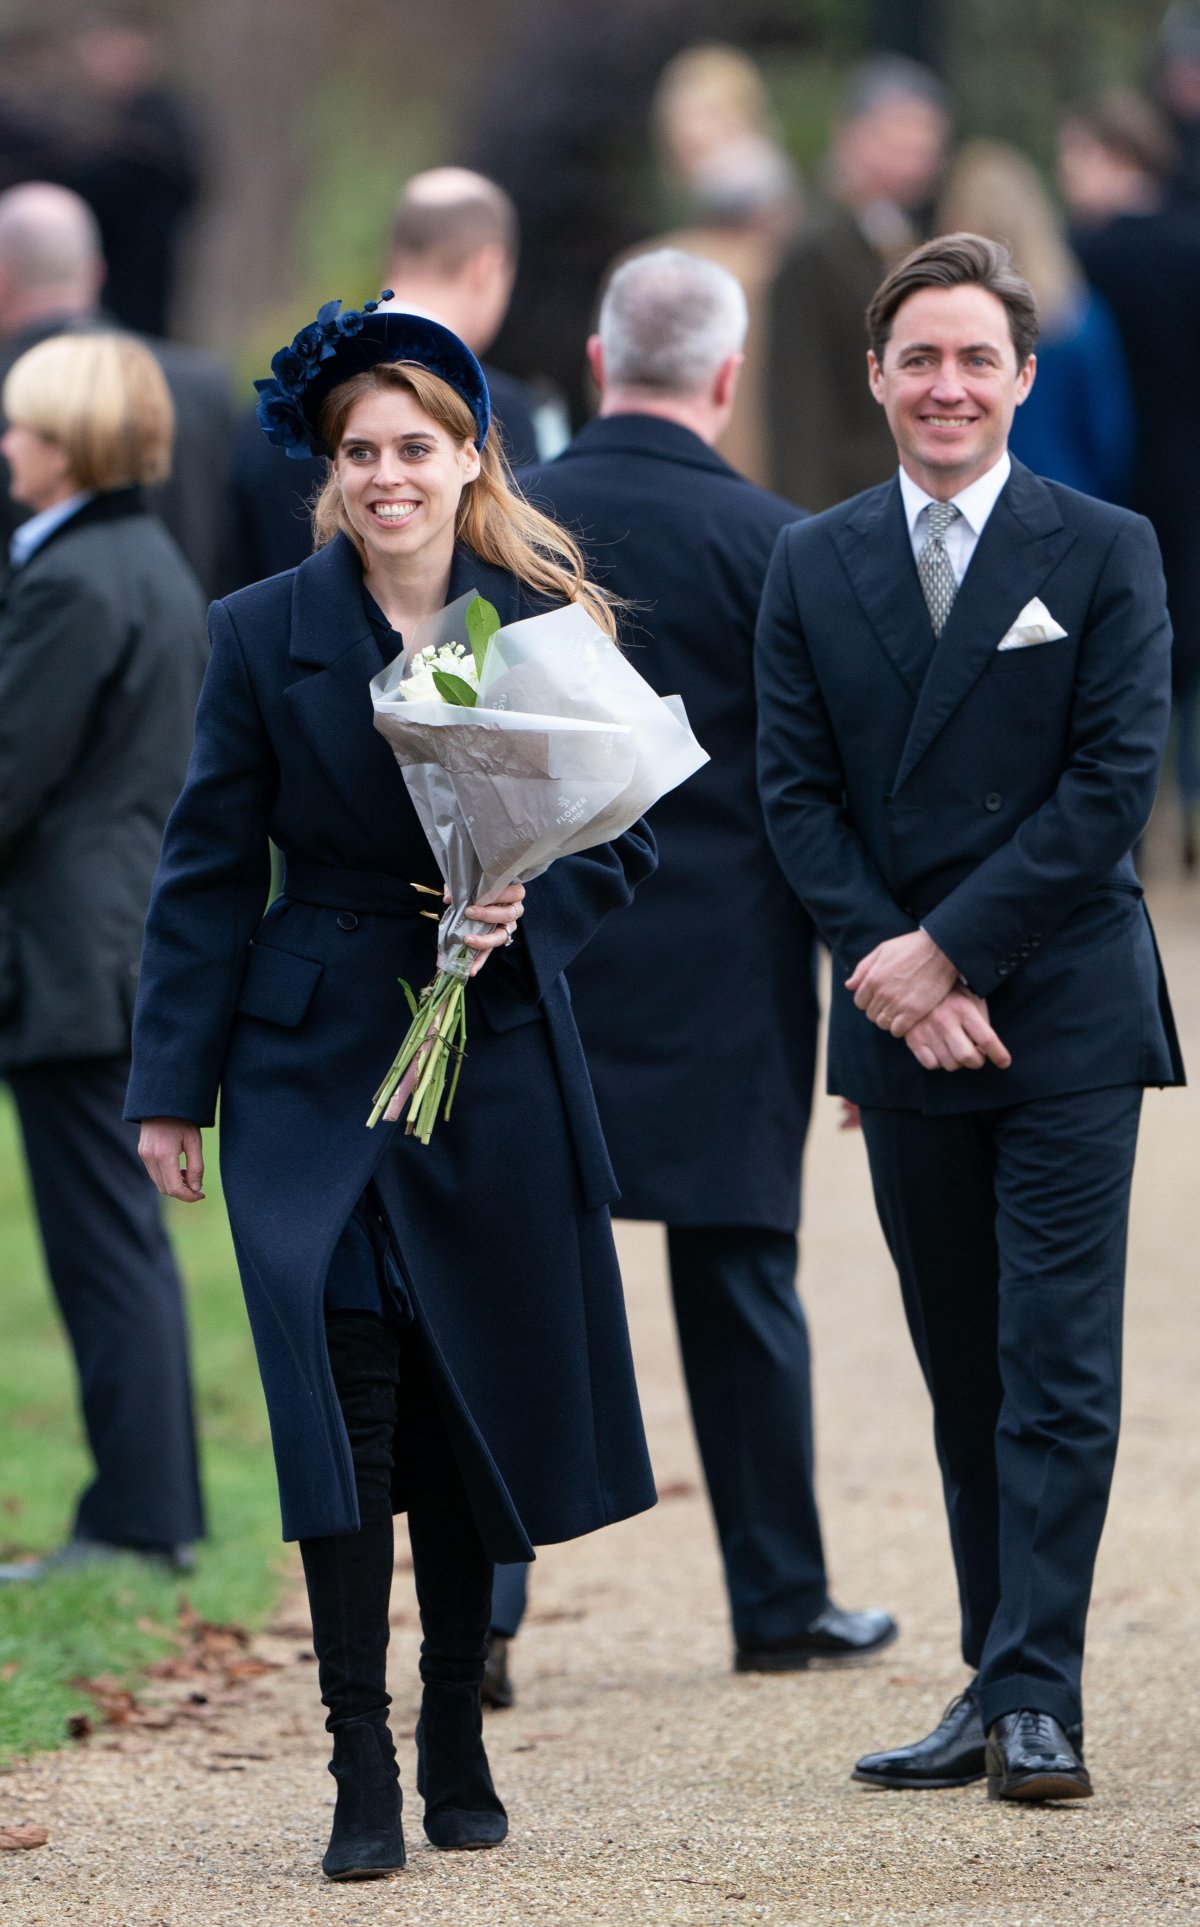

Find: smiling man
<box><xmin>756</xmin><ymin>232</ymin><xmax>1184</xmax><ymax>1803</ymax></box>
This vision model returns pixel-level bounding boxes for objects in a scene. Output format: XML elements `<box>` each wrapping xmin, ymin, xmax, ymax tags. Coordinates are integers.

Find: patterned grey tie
<box><xmin>917</xmin><ymin>501</ymin><xmax>961</xmax><ymax>637</ymax></box>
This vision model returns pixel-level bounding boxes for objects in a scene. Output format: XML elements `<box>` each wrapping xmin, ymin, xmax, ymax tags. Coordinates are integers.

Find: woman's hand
<box><xmin>459</xmin><ymin>882</ymin><xmax>525</xmax><ymax>978</ymax></box>
<box><xmin>139</xmin><ymin>1118</ymin><xmax>206</xmax><ymax>1201</ymax></box>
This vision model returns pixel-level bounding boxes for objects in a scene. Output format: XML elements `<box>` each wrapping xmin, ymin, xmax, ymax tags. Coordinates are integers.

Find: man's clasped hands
<box><xmin>846</xmin><ymin>930</ymin><xmax>1012</xmax><ymax>1074</ymax></box>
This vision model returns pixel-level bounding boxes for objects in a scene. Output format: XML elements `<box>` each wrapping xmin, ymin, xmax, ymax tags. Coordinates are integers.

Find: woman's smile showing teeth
<box><xmin>371</xmin><ymin>500</ymin><xmax>419</xmax><ymax>524</ymax></box>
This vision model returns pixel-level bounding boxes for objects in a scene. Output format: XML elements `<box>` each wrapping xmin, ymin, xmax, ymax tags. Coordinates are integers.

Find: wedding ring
<box><xmin>504</xmin><ymin>922</ymin><xmax>517</xmax><ymax>947</ymax></box>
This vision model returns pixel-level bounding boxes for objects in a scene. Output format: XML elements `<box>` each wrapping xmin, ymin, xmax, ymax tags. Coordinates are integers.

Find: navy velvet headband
<box><xmin>254</xmin><ymin>294</ymin><xmax>492</xmax><ymax>460</ymax></box>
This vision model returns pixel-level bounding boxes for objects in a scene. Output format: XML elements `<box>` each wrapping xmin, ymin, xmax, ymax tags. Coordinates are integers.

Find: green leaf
<box><xmin>397</xmin><ymin>977</ymin><xmax>419</xmax><ymax>1019</ymax></box>
<box><xmin>465</xmin><ymin>595</ymin><xmax>501</xmax><ymax>679</ymax></box>
<box><xmin>432</xmin><ymin>669</ymin><xmax>478</xmax><ymax>707</ymax></box>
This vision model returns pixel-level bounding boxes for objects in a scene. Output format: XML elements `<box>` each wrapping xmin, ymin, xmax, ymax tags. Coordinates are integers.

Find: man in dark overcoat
<box><xmin>495</xmin><ymin>248</ymin><xmax>897</xmax><ymax>1689</ymax></box>
<box><xmin>0</xmin><ymin>180</ymin><xmax>236</xmax><ymax>598</ymax></box>
<box><xmin>756</xmin><ymin>233</ymin><xmax>1183</xmax><ymax>1801</ymax></box>
<box><xmin>230</xmin><ymin>169</ymin><xmax>540</xmax><ymax>588</ymax></box>
<box><xmin>766</xmin><ymin>57</ymin><xmax>949</xmax><ymax>512</ymax></box>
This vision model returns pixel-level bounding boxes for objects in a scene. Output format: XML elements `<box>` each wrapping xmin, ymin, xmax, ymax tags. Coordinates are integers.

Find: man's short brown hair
<box><xmin>865</xmin><ymin>231</ymin><xmax>1039</xmax><ymax>368</ymax></box>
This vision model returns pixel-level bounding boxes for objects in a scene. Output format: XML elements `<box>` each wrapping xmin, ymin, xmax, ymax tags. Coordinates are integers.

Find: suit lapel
<box><xmin>831</xmin><ymin>480</ymin><xmax>938</xmax><ymax>695</ymax></box>
<box><xmin>283</xmin><ymin>535</ymin><xmax>524</xmax><ymax>863</ymax></box>
<box><xmin>891</xmin><ymin>462</ymin><xmax>1076</xmax><ymax>793</ymax></box>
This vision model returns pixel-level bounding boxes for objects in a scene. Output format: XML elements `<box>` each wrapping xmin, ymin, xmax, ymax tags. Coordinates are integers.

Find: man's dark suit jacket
<box><xmin>756</xmin><ymin>457</ymin><xmax>1185</xmax><ymax>1113</ymax></box>
<box><xmin>0</xmin><ymin>312</ymin><xmax>237</xmax><ymax>600</ymax></box>
<box><xmin>766</xmin><ymin>201</ymin><xmax>897</xmax><ymax>511</ymax></box>
<box><xmin>521</xmin><ymin>413</ymin><xmax>817</xmax><ymax>1232</ymax></box>
<box><xmin>230</xmin><ymin>362</ymin><xmax>541</xmax><ymax>589</ymax></box>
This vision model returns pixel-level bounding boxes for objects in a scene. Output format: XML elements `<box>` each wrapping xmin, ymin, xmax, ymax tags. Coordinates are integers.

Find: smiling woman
<box><xmin>125</xmin><ymin>297</ymin><xmax>659</xmax><ymax>1885</ymax></box>
<box><xmin>310</xmin><ymin>358</ymin><xmax>615</xmax><ymax>642</ymax></box>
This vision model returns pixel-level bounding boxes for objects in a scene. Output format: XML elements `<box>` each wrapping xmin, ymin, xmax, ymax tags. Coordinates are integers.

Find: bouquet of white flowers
<box><xmin>366</xmin><ymin>589</ymin><xmax>707</xmax><ymax>1140</ymax></box>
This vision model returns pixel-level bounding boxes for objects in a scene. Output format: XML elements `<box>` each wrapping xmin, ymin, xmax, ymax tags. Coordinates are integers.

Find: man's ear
<box><xmin>867</xmin><ymin>348</ymin><xmax>886</xmax><ymax>406</ymax></box>
<box><xmin>1014</xmin><ymin>351</ymin><xmax>1037</xmax><ymax>406</ymax></box>
<box><xmin>586</xmin><ymin>334</ymin><xmax>604</xmax><ymax>392</ymax></box>
<box><xmin>713</xmin><ymin>351</ymin><xmax>744</xmax><ymax>411</ymax></box>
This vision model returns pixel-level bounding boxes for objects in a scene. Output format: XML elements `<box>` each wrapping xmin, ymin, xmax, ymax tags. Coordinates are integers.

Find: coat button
<box><xmin>336</xmin><ymin>912</ymin><xmax>359</xmax><ymax>931</ymax></box>
<box><xmin>984</xmin><ymin>792</ymin><xmax>1003</xmax><ymax>812</ymax></box>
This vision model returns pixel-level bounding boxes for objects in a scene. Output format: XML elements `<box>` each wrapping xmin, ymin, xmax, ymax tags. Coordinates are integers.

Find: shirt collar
<box><xmin>9</xmin><ymin>491</ymin><xmax>95</xmax><ymax>569</ymax></box>
<box><xmin>898</xmin><ymin>450</ymin><xmax>1012</xmax><ymax>540</ymax></box>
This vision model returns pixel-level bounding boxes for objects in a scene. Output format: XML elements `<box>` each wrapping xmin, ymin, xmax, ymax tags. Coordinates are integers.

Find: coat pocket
<box><xmin>237</xmin><ymin>940</ymin><xmax>324</xmax><ymax>1028</ymax></box>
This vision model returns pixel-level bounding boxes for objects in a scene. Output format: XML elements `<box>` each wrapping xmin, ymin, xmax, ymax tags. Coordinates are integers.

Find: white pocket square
<box><xmin>996</xmin><ymin>597</ymin><xmax>1069</xmax><ymax>651</ymax></box>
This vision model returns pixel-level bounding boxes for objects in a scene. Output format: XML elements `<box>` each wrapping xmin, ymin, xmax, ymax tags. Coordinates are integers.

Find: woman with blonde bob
<box><xmin>128</xmin><ymin>300</ymin><xmax>658</xmax><ymax>1881</ymax></box>
<box><xmin>0</xmin><ymin>331</ymin><xmax>208</xmax><ymax>1584</ymax></box>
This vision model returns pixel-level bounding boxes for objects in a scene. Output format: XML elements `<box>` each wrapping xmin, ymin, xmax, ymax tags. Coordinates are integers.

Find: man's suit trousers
<box><xmin>491</xmin><ymin>1225</ymin><xmax>829</xmax><ymax>1644</ymax></box>
<box><xmin>860</xmin><ymin>1086</ymin><xmax>1142</xmax><ymax>1732</ymax></box>
<box><xmin>7</xmin><ymin>1056</ymin><xmax>205</xmax><ymax>1549</ymax></box>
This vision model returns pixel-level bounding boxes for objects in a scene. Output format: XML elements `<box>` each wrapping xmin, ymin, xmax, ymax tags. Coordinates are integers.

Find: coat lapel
<box><xmin>831</xmin><ymin>480</ymin><xmax>938</xmax><ymax>696</ymax></box>
<box><xmin>891</xmin><ymin>462</ymin><xmax>1076</xmax><ymax>793</ymax></box>
<box><xmin>283</xmin><ymin>534</ymin><xmax>525</xmax><ymax>863</ymax></box>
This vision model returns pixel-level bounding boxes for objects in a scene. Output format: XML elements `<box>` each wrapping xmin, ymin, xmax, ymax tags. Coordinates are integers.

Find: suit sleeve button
<box><xmin>336</xmin><ymin>912</ymin><xmax>359</xmax><ymax>931</ymax></box>
<box><xmin>984</xmin><ymin>792</ymin><xmax>1003</xmax><ymax>812</ymax></box>
<box><xmin>997</xmin><ymin>960</ymin><xmax>1010</xmax><ymax>976</ymax></box>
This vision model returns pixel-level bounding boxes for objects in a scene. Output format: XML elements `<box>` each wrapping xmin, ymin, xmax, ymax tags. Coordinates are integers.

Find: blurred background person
<box><xmin>63</xmin><ymin>15</ymin><xmax>202</xmax><ymax>339</ymax></box>
<box><xmin>491</xmin><ymin>251</ymin><xmax>897</xmax><ymax>1700</ymax></box>
<box><xmin>642</xmin><ymin>43</ymin><xmax>803</xmax><ymax>486</ymax></box>
<box><xmin>0</xmin><ymin>12</ymin><xmax>201</xmax><ymax>338</ymax></box>
<box><xmin>938</xmin><ymin>141</ymin><xmax>1134</xmax><ymax>503</ymax></box>
<box><xmin>0</xmin><ymin>331</ymin><xmax>207</xmax><ymax>1582</ymax></box>
<box><xmin>230</xmin><ymin>167</ymin><xmax>539</xmax><ymax>588</ymax></box>
<box><xmin>0</xmin><ymin>181</ymin><xmax>236</xmax><ymax>599</ymax></box>
<box><xmin>766</xmin><ymin>55</ymin><xmax>951</xmax><ymax>510</ymax></box>
<box><xmin>1060</xmin><ymin>92</ymin><xmax>1200</xmax><ymax>866</ymax></box>
<box><xmin>1154</xmin><ymin>2</ymin><xmax>1200</xmax><ymax>203</ymax></box>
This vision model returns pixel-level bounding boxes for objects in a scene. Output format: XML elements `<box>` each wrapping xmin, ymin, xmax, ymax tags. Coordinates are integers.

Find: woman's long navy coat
<box><xmin>126</xmin><ymin>533</ymin><xmax>658</xmax><ymax>1558</ymax></box>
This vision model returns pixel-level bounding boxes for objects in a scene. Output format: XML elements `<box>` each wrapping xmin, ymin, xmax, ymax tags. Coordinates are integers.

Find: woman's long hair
<box><xmin>313</xmin><ymin>363</ymin><xmax>618</xmax><ymax>638</ymax></box>
<box><xmin>936</xmin><ymin>141</ymin><xmax>1083</xmax><ymax>337</ymax></box>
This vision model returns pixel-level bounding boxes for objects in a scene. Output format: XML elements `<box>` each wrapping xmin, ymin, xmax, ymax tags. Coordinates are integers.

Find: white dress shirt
<box><xmin>9</xmin><ymin>491</ymin><xmax>94</xmax><ymax>570</ymax></box>
<box><xmin>898</xmin><ymin>452</ymin><xmax>1011</xmax><ymax>585</ymax></box>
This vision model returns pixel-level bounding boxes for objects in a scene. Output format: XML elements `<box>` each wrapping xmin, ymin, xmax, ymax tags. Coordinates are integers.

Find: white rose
<box><xmin>399</xmin><ymin>641</ymin><xmax>478</xmax><ymax>704</ymax></box>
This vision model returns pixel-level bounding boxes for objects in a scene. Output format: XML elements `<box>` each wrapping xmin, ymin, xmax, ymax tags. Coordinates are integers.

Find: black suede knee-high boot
<box><xmin>300</xmin><ymin>1312</ymin><xmax>405</xmax><ymax>1880</ymax></box>
<box><xmin>407</xmin><ymin>1450</ymin><xmax>507</xmax><ymax>1849</ymax></box>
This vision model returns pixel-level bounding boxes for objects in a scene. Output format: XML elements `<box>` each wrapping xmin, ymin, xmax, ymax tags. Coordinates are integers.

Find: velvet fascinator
<box><xmin>254</xmin><ymin>293</ymin><xmax>491</xmax><ymax>460</ymax></box>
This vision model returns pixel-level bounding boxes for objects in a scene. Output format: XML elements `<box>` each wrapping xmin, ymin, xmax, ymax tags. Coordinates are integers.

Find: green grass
<box><xmin>0</xmin><ymin>1093</ymin><xmax>289</xmax><ymax>1765</ymax></box>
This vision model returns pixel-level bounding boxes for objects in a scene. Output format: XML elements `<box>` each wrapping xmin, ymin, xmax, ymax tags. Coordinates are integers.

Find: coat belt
<box><xmin>280</xmin><ymin>857</ymin><xmax>439</xmax><ymax>918</ymax></box>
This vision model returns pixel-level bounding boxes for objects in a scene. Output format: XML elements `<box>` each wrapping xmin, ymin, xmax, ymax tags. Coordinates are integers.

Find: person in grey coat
<box><xmin>0</xmin><ymin>328</ymin><xmax>207</xmax><ymax>1579</ymax></box>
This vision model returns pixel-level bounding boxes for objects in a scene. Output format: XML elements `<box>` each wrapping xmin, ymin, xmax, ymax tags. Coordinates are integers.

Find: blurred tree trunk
<box><xmin>174</xmin><ymin>0</ymin><xmax>329</xmax><ymax>351</ymax></box>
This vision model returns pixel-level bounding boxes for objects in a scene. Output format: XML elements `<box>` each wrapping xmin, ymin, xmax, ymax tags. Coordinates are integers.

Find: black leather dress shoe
<box><xmin>853</xmin><ymin>1689</ymin><xmax>986</xmax><ymax>1789</ymax></box>
<box><xmin>735</xmin><ymin>1603</ymin><xmax>898</xmax><ymax>1673</ymax></box>
<box><xmin>0</xmin><ymin>1538</ymin><xmax>196</xmax><ymax>1583</ymax></box>
<box><xmin>986</xmin><ymin>1710</ymin><xmax>1092</xmax><ymax>1802</ymax></box>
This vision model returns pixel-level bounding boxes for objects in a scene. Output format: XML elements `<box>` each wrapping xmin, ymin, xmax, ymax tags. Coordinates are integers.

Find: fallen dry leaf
<box><xmin>0</xmin><ymin>1824</ymin><xmax>48</xmax><ymax>1852</ymax></box>
<box><xmin>66</xmin><ymin>1713</ymin><xmax>93</xmax><ymax>1741</ymax></box>
<box><xmin>69</xmin><ymin>1675</ymin><xmax>140</xmax><ymax>1726</ymax></box>
<box><xmin>0</xmin><ymin>1662</ymin><xmax>18</xmax><ymax>1681</ymax></box>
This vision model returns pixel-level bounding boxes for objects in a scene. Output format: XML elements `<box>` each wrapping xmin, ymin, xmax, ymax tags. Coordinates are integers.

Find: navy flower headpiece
<box><xmin>254</xmin><ymin>293</ymin><xmax>491</xmax><ymax>461</ymax></box>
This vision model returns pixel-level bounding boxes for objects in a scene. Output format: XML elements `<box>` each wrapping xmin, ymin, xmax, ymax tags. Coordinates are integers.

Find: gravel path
<box><xmin>2</xmin><ymin>882</ymin><xmax>1198</xmax><ymax>1927</ymax></box>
